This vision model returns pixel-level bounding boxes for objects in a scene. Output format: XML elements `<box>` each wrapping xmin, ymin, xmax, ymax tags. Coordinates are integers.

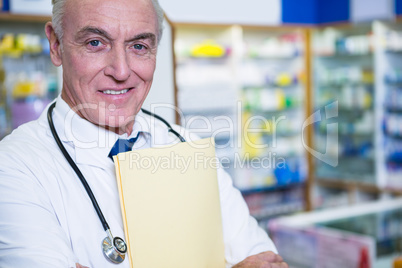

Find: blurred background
<box><xmin>0</xmin><ymin>0</ymin><xmax>401</xmax><ymax>267</ymax></box>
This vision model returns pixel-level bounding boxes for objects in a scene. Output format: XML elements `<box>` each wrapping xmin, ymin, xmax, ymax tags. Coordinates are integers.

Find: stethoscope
<box><xmin>47</xmin><ymin>102</ymin><xmax>185</xmax><ymax>264</ymax></box>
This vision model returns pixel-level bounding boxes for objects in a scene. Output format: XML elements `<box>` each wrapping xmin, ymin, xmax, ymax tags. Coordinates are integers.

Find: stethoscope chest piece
<box><xmin>102</xmin><ymin>235</ymin><xmax>127</xmax><ymax>264</ymax></box>
<box><xmin>48</xmin><ymin>102</ymin><xmax>184</xmax><ymax>264</ymax></box>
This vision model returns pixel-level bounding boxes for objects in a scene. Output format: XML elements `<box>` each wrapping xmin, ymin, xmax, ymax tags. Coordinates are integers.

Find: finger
<box><xmin>270</xmin><ymin>262</ymin><xmax>289</xmax><ymax>268</ymax></box>
<box><xmin>275</xmin><ymin>254</ymin><xmax>284</xmax><ymax>262</ymax></box>
<box><xmin>257</xmin><ymin>251</ymin><xmax>283</xmax><ymax>263</ymax></box>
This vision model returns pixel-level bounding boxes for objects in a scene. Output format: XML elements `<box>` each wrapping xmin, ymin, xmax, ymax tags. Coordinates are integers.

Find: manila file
<box><xmin>114</xmin><ymin>137</ymin><xmax>225</xmax><ymax>268</ymax></box>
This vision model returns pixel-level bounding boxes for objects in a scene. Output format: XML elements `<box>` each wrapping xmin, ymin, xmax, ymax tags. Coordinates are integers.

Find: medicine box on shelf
<box><xmin>10</xmin><ymin>0</ymin><xmax>52</xmax><ymax>16</ymax></box>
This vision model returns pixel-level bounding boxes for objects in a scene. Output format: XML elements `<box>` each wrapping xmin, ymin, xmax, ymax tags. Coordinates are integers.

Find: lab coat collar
<box><xmin>50</xmin><ymin>96</ymin><xmax>152</xmax><ymax>166</ymax></box>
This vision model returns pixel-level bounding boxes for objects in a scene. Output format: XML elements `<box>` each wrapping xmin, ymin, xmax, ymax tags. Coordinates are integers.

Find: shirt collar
<box><xmin>51</xmin><ymin>96</ymin><xmax>152</xmax><ymax>166</ymax></box>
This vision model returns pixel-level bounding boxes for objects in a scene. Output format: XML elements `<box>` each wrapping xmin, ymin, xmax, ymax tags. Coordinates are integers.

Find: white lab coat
<box><xmin>0</xmin><ymin>96</ymin><xmax>277</xmax><ymax>268</ymax></box>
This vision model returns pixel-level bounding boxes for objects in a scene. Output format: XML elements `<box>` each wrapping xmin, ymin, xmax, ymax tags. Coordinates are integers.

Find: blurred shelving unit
<box><xmin>171</xmin><ymin>22</ymin><xmax>311</xmax><ymax>227</ymax></box>
<box><xmin>172</xmin><ymin>23</ymin><xmax>239</xmax><ymax>173</ymax></box>
<box><xmin>239</xmin><ymin>26</ymin><xmax>310</xmax><ymax>228</ymax></box>
<box><xmin>374</xmin><ymin>20</ymin><xmax>402</xmax><ymax>193</ymax></box>
<box><xmin>170</xmin><ymin>19</ymin><xmax>402</xmax><ymax>264</ymax></box>
<box><xmin>312</xmin><ymin>23</ymin><xmax>379</xmax><ymax>209</ymax></box>
<box><xmin>171</xmin><ymin>20</ymin><xmax>402</xmax><ymax>220</ymax></box>
<box><xmin>0</xmin><ymin>13</ymin><xmax>50</xmax><ymax>23</ymax></box>
<box><xmin>311</xmin><ymin>22</ymin><xmax>402</xmax><ymax>209</ymax></box>
<box><xmin>313</xmin><ymin>24</ymin><xmax>375</xmax><ymax>181</ymax></box>
<box><xmin>0</xmin><ymin>13</ymin><xmax>59</xmax><ymax>140</ymax></box>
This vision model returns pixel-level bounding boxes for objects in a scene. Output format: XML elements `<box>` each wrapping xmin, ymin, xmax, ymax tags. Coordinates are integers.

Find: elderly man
<box><xmin>0</xmin><ymin>0</ymin><xmax>288</xmax><ymax>267</ymax></box>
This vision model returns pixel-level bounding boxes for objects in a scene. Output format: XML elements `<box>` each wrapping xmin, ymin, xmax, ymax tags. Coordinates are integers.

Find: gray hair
<box><xmin>51</xmin><ymin>0</ymin><xmax>164</xmax><ymax>43</ymax></box>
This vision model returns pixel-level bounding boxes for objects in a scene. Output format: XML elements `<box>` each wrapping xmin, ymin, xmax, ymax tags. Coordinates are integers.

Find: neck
<box><xmin>61</xmin><ymin>91</ymin><xmax>135</xmax><ymax>136</ymax></box>
<box><xmin>105</xmin><ymin>124</ymin><xmax>133</xmax><ymax>136</ymax></box>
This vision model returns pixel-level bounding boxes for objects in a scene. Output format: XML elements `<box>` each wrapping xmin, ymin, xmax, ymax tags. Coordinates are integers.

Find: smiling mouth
<box><xmin>102</xmin><ymin>88</ymin><xmax>132</xmax><ymax>95</ymax></box>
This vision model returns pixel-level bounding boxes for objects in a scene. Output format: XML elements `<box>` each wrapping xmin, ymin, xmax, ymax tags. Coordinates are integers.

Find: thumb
<box><xmin>76</xmin><ymin>263</ymin><xmax>89</xmax><ymax>268</ymax></box>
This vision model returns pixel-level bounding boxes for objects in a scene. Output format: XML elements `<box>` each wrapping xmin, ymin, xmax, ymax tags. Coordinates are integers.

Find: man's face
<box><xmin>57</xmin><ymin>0</ymin><xmax>158</xmax><ymax>134</ymax></box>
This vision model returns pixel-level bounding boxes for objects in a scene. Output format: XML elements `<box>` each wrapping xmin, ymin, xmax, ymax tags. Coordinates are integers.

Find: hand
<box><xmin>76</xmin><ymin>264</ymin><xmax>89</xmax><ymax>268</ymax></box>
<box><xmin>233</xmin><ymin>251</ymin><xmax>289</xmax><ymax>268</ymax></box>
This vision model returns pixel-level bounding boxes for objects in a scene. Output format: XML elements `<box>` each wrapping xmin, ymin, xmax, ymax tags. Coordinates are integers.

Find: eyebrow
<box><xmin>127</xmin><ymin>32</ymin><xmax>156</xmax><ymax>47</ymax></box>
<box><xmin>76</xmin><ymin>26</ymin><xmax>112</xmax><ymax>41</ymax></box>
<box><xmin>76</xmin><ymin>26</ymin><xmax>156</xmax><ymax>46</ymax></box>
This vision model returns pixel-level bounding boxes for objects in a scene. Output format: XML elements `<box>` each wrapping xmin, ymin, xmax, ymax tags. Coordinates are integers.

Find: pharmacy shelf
<box><xmin>374</xmin><ymin>21</ymin><xmax>402</xmax><ymax>191</ymax></box>
<box><xmin>170</xmin><ymin>20</ymin><xmax>402</xmax><ymax>216</ymax></box>
<box><xmin>0</xmin><ymin>13</ymin><xmax>59</xmax><ymax>140</ymax></box>
<box><xmin>243</xmin><ymin>183</ymin><xmax>305</xmax><ymax>221</ymax></box>
<box><xmin>0</xmin><ymin>13</ymin><xmax>51</xmax><ymax>23</ymax></box>
<box><xmin>239</xmin><ymin>26</ymin><xmax>308</xmax><ymax>196</ymax></box>
<box><xmin>316</xmin><ymin>178</ymin><xmax>402</xmax><ymax>196</ymax></box>
<box><xmin>251</xmin><ymin>201</ymin><xmax>304</xmax><ymax>221</ymax></box>
<box><xmin>240</xmin><ymin>181</ymin><xmax>304</xmax><ymax>195</ymax></box>
<box><xmin>171</xmin><ymin>22</ymin><xmax>310</xmax><ymax>220</ymax></box>
<box><xmin>311</xmin><ymin>23</ymin><xmax>381</xmax><ymax>207</ymax></box>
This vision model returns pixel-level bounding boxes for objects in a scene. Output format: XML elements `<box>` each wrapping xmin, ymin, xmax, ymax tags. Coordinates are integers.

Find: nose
<box><xmin>104</xmin><ymin>46</ymin><xmax>131</xmax><ymax>81</ymax></box>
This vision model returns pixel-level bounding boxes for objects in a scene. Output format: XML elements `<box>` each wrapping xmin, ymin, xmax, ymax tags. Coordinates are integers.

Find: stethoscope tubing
<box><xmin>47</xmin><ymin>102</ymin><xmax>186</xmax><ymax>263</ymax></box>
<box><xmin>47</xmin><ymin>102</ymin><xmax>110</xmax><ymax>231</ymax></box>
<box><xmin>141</xmin><ymin>108</ymin><xmax>186</xmax><ymax>142</ymax></box>
<box><xmin>47</xmin><ymin>102</ymin><xmax>186</xmax><ymax>233</ymax></box>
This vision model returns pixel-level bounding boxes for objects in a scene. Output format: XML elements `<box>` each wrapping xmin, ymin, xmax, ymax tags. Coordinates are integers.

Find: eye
<box><xmin>133</xmin><ymin>44</ymin><xmax>146</xmax><ymax>50</ymax></box>
<box><xmin>89</xmin><ymin>40</ymin><xmax>102</xmax><ymax>47</ymax></box>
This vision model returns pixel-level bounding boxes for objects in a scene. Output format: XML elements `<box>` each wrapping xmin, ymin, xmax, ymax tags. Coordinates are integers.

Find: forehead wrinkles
<box><xmin>66</xmin><ymin>0</ymin><xmax>157</xmax><ymax>40</ymax></box>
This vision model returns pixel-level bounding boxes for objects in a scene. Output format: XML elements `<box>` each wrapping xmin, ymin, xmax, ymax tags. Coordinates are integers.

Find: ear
<box><xmin>45</xmin><ymin>22</ymin><xmax>62</xmax><ymax>67</ymax></box>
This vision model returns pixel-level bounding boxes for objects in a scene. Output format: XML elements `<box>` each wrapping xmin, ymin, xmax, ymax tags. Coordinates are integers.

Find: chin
<box><xmin>104</xmin><ymin>116</ymin><xmax>135</xmax><ymax>131</ymax></box>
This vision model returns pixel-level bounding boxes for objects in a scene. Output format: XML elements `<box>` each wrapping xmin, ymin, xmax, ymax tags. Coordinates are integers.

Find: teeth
<box><xmin>103</xmin><ymin>89</ymin><xmax>129</xmax><ymax>95</ymax></box>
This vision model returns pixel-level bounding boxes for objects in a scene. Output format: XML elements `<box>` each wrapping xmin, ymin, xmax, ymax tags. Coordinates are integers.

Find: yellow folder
<box><xmin>114</xmin><ymin>138</ymin><xmax>225</xmax><ymax>268</ymax></box>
